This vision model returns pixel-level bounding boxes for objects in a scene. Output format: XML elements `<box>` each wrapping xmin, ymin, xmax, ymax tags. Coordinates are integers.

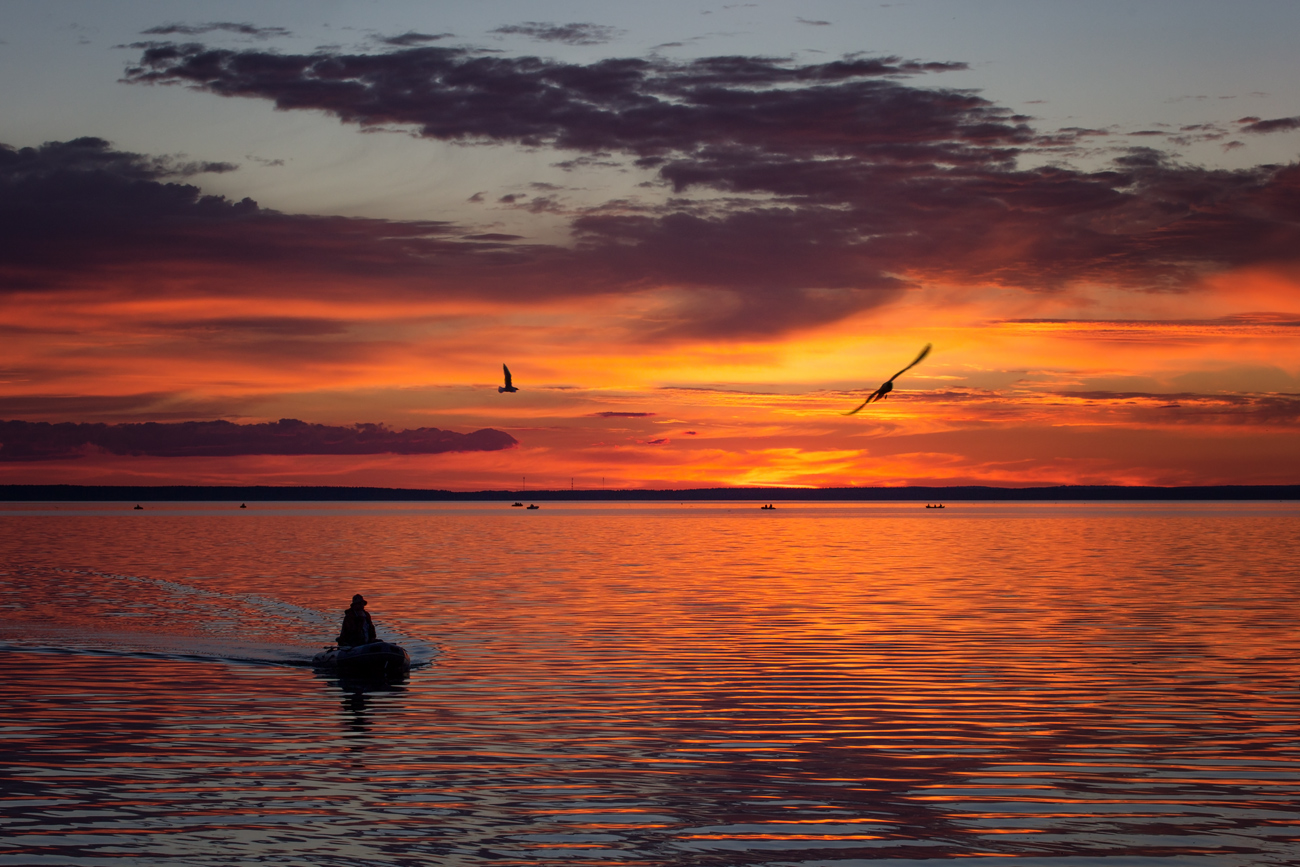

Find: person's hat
<box><xmin>352</xmin><ymin>594</ymin><xmax>366</xmax><ymax>605</ymax></box>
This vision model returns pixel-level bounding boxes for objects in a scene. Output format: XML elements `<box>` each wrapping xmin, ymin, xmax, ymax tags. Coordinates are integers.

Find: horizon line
<box><xmin>2</xmin><ymin>483</ymin><xmax>1298</xmax><ymax>502</ymax></box>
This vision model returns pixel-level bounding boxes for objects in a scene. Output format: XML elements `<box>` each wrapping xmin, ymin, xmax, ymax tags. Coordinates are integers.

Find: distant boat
<box><xmin>511</xmin><ymin>502</ymin><xmax>524</xmax><ymax>507</ymax></box>
<box><xmin>527</xmin><ymin>504</ymin><xmax>539</xmax><ymax>510</ymax></box>
<box><xmin>760</xmin><ymin>504</ymin><xmax>775</xmax><ymax>510</ymax></box>
<box><xmin>240</xmin><ymin>503</ymin><xmax>247</xmax><ymax>509</ymax></box>
<box><xmin>133</xmin><ymin>504</ymin><xmax>143</xmax><ymax>510</ymax></box>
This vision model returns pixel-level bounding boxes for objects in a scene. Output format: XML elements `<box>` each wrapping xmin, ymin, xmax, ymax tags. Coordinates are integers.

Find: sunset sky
<box><xmin>2</xmin><ymin>0</ymin><xmax>1299</xmax><ymax>490</ymax></box>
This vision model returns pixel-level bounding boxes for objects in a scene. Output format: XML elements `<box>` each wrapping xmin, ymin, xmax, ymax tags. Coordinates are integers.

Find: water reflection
<box><xmin>321</xmin><ymin>669</ymin><xmax>408</xmax><ymax>746</ymax></box>
<box><xmin>1</xmin><ymin>502</ymin><xmax>1299</xmax><ymax>865</ymax></box>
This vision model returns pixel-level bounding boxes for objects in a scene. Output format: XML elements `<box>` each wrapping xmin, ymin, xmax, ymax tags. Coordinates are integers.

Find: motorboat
<box><xmin>526</xmin><ymin>504</ymin><xmax>539</xmax><ymax>509</ymax></box>
<box><xmin>312</xmin><ymin>641</ymin><xmax>410</xmax><ymax>676</ymax></box>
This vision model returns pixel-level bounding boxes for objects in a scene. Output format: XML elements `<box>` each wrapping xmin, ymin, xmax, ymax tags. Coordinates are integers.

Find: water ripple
<box><xmin>1</xmin><ymin>501</ymin><xmax>1299</xmax><ymax>865</ymax></box>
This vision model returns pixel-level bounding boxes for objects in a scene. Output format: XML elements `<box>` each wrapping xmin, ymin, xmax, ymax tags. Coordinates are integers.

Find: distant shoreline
<box><xmin>1</xmin><ymin>484</ymin><xmax>1297</xmax><ymax>502</ymax></box>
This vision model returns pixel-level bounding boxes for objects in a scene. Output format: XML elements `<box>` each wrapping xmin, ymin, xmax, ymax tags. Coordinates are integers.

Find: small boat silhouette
<box><xmin>526</xmin><ymin>504</ymin><xmax>539</xmax><ymax>510</ymax></box>
<box><xmin>312</xmin><ymin>641</ymin><xmax>410</xmax><ymax>676</ymax></box>
<box><xmin>133</xmin><ymin>504</ymin><xmax>143</xmax><ymax>510</ymax></box>
<box><xmin>240</xmin><ymin>503</ymin><xmax>247</xmax><ymax>509</ymax></box>
<box><xmin>511</xmin><ymin>502</ymin><xmax>524</xmax><ymax>507</ymax></box>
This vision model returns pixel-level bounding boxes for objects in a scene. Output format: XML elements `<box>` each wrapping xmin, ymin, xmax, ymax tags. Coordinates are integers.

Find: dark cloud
<box><xmin>0</xmin><ymin>135</ymin><xmax>235</xmax><ymax>178</ymax></box>
<box><xmin>796</xmin><ymin>18</ymin><xmax>832</xmax><ymax>26</ymax></box>
<box><xmin>156</xmin><ymin>316</ymin><xmax>349</xmax><ymax>336</ymax></box>
<box><xmin>491</xmin><ymin>22</ymin><xmax>622</xmax><ymax>45</ymax></box>
<box><xmin>16</xmin><ymin>41</ymin><xmax>1300</xmax><ymax>340</ymax></box>
<box><xmin>0</xmin><ymin>137</ymin><xmax>526</xmax><ymax>295</ymax></box>
<box><xmin>1237</xmin><ymin>115</ymin><xmax>1300</xmax><ymax>134</ymax></box>
<box><xmin>591</xmin><ymin>411</ymin><xmax>657</xmax><ymax>417</ymax></box>
<box><xmin>1001</xmin><ymin>314</ymin><xmax>1300</xmax><ymax>331</ymax></box>
<box><xmin>1055</xmin><ymin>393</ymin><xmax>1300</xmax><ymax>427</ymax></box>
<box><xmin>0</xmin><ymin>418</ymin><xmax>517</xmax><ymax>461</ymax></box>
<box><xmin>378</xmin><ymin>31</ymin><xmax>454</xmax><ymax>47</ymax></box>
<box><xmin>141</xmin><ymin>22</ymin><xmax>290</xmax><ymax>39</ymax></box>
<box><xmin>121</xmin><ymin>45</ymin><xmax>973</xmax><ymax>156</ymax></box>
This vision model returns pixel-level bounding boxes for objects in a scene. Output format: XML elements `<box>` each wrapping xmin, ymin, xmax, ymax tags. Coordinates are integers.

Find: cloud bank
<box><xmin>490</xmin><ymin>22</ymin><xmax>622</xmax><ymax>45</ymax></box>
<box><xmin>0</xmin><ymin>136</ymin><xmax>528</xmax><ymax>296</ymax></box>
<box><xmin>4</xmin><ymin>42</ymin><xmax>1296</xmax><ymax>342</ymax></box>
<box><xmin>0</xmin><ymin>418</ymin><xmax>517</xmax><ymax>461</ymax></box>
<box><xmin>140</xmin><ymin>22</ymin><xmax>291</xmax><ymax>39</ymax></box>
<box><xmin>115</xmin><ymin>42</ymin><xmax>1300</xmax><ymax>329</ymax></box>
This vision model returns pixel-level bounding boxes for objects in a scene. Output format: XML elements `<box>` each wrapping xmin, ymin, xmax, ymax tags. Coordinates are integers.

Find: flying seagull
<box><xmin>844</xmin><ymin>344</ymin><xmax>931</xmax><ymax>415</ymax></box>
<box><xmin>499</xmin><ymin>364</ymin><xmax>518</xmax><ymax>393</ymax></box>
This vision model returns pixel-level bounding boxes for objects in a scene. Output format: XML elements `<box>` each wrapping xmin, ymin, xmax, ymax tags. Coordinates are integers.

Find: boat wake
<box><xmin>0</xmin><ymin>566</ymin><xmax>438</xmax><ymax>669</ymax></box>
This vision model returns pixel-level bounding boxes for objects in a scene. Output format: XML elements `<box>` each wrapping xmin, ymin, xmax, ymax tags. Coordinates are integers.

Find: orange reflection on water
<box><xmin>2</xmin><ymin>501</ymin><xmax>1300</xmax><ymax>864</ymax></box>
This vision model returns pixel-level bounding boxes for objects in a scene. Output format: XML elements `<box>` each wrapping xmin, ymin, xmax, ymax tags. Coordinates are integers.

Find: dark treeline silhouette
<box><xmin>2</xmin><ymin>484</ymin><xmax>1297</xmax><ymax>502</ymax></box>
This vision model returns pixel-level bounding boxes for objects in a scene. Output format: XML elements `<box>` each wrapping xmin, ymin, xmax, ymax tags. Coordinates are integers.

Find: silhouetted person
<box><xmin>337</xmin><ymin>594</ymin><xmax>377</xmax><ymax>647</ymax></box>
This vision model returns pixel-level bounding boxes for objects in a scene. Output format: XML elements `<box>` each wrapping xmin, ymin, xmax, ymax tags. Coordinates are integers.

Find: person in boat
<box><xmin>337</xmin><ymin>594</ymin><xmax>377</xmax><ymax>647</ymax></box>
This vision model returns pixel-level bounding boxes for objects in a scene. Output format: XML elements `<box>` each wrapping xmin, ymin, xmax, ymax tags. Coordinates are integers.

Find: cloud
<box><xmin>377</xmin><ymin>31</ymin><xmax>454</xmax><ymax>47</ymax></box>
<box><xmin>24</xmin><ymin>41</ymin><xmax>1300</xmax><ymax>340</ymax></box>
<box><xmin>591</xmin><ymin>411</ymin><xmax>656</xmax><ymax>417</ymax></box>
<box><xmin>0</xmin><ymin>136</ymin><xmax>523</xmax><ymax>296</ymax></box>
<box><xmin>1236</xmin><ymin>115</ymin><xmax>1300</xmax><ymax>134</ymax></box>
<box><xmin>0</xmin><ymin>418</ymin><xmax>517</xmax><ymax>461</ymax></box>
<box><xmin>141</xmin><ymin>22</ymin><xmax>290</xmax><ymax>39</ymax></box>
<box><xmin>121</xmin><ymin>45</ymin><xmax>973</xmax><ymax>156</ymax></box>
<box><xmin>490</xmin><ymin>22</ymin><xmax>622</xmax><ymax>45</ymax></box>
<box><xmin>156</xmin><ymin>316</ymin><xmax>349</xmax><ymax>336</ymax></box>
<box><xmin>1050</xmin><ymin>392</ymin><xmax>1300</xmax><ymax>426</ymax></box>
<box><xmin>0</xmin><ymin>393</ymin><xmax>176</xmax><ymax>418</ymax></box>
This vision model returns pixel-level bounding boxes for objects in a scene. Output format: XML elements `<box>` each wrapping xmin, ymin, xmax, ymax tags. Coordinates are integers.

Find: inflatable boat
<box><xmin>312</xmin><ymin>641</ymin><xmax>410</xmax><ymax>676</ymax></box>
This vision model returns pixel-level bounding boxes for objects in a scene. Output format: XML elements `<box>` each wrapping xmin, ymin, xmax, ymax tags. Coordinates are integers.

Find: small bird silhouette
<box><xmin>844</xmin><ymin>344</ymin><xmax>931</xmax><ymax>415</ymax></box>
<box><xmin>499</xmin><ymin>363</ymin><xmax>518</xmax><ymax>394</ymax></box>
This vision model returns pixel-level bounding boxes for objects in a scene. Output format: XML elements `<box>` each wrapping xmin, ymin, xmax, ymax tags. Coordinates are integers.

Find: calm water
<box><xmin>2</xmin><ymin>501</ymin><xmax>1300</xmax><ymax>866</ymax></box>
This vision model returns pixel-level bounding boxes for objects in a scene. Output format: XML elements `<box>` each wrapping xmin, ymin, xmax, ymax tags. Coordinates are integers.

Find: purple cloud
<box><xmin>0</xmin><ymin>418</ymin><xmax>517</xmax><ymax>461</ymax></box>
<box><xmin>1236</xmin><ymin>115</ymin><xmax>1300</xmax><ymax>134</ymax></box>
<box><xmin>491</xmin><ymin>22</ymin><xmax>622</xmax><ymax>45</ymax></box>
<box><xmin>378</xmin><ymin>31</ymin><xmax>454</xmax><ymax>47</ymax></box>
<box><xmin>6</xmin><ymin>41</ymin><xmax>1296</xmax><ymax>341</ymax></box>
<box><xmin>0</xmin><ymin>137</ymin><xmax>527</xmax><ymax>295</ymax></box>
<box><xmin>141</xmin><ymin>22</ymin><xmax>290</xmax><ymax>39</ymax></box>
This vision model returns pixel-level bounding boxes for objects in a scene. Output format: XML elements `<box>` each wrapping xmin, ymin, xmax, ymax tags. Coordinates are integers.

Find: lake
<box><xmin>2</xmin><ymin>501</ymin><xmax>1299</xmax><ymax>865</ymax></box>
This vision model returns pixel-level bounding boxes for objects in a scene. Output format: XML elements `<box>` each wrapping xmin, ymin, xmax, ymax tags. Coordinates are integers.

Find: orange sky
<box><xmin>3</xmin><ymin>262</ymin><xmax>1297</xmax><ymax>489</ymax></box>
<box><xmin>2</xmin><ymin>6</ymin><xmax>1299</xmax><ymax>489</ymax></box>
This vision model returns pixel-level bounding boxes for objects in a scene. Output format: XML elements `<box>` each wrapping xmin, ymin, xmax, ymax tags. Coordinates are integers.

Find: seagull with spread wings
<box><xmin>498</xmin><ymin>364</ymin><xmax>518</xmax><ymax>394</ymax></box>
<box><xmin>844</xmin><ymin>344</ymin><xmax>931</xmax><ymax>415</ymax></box>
